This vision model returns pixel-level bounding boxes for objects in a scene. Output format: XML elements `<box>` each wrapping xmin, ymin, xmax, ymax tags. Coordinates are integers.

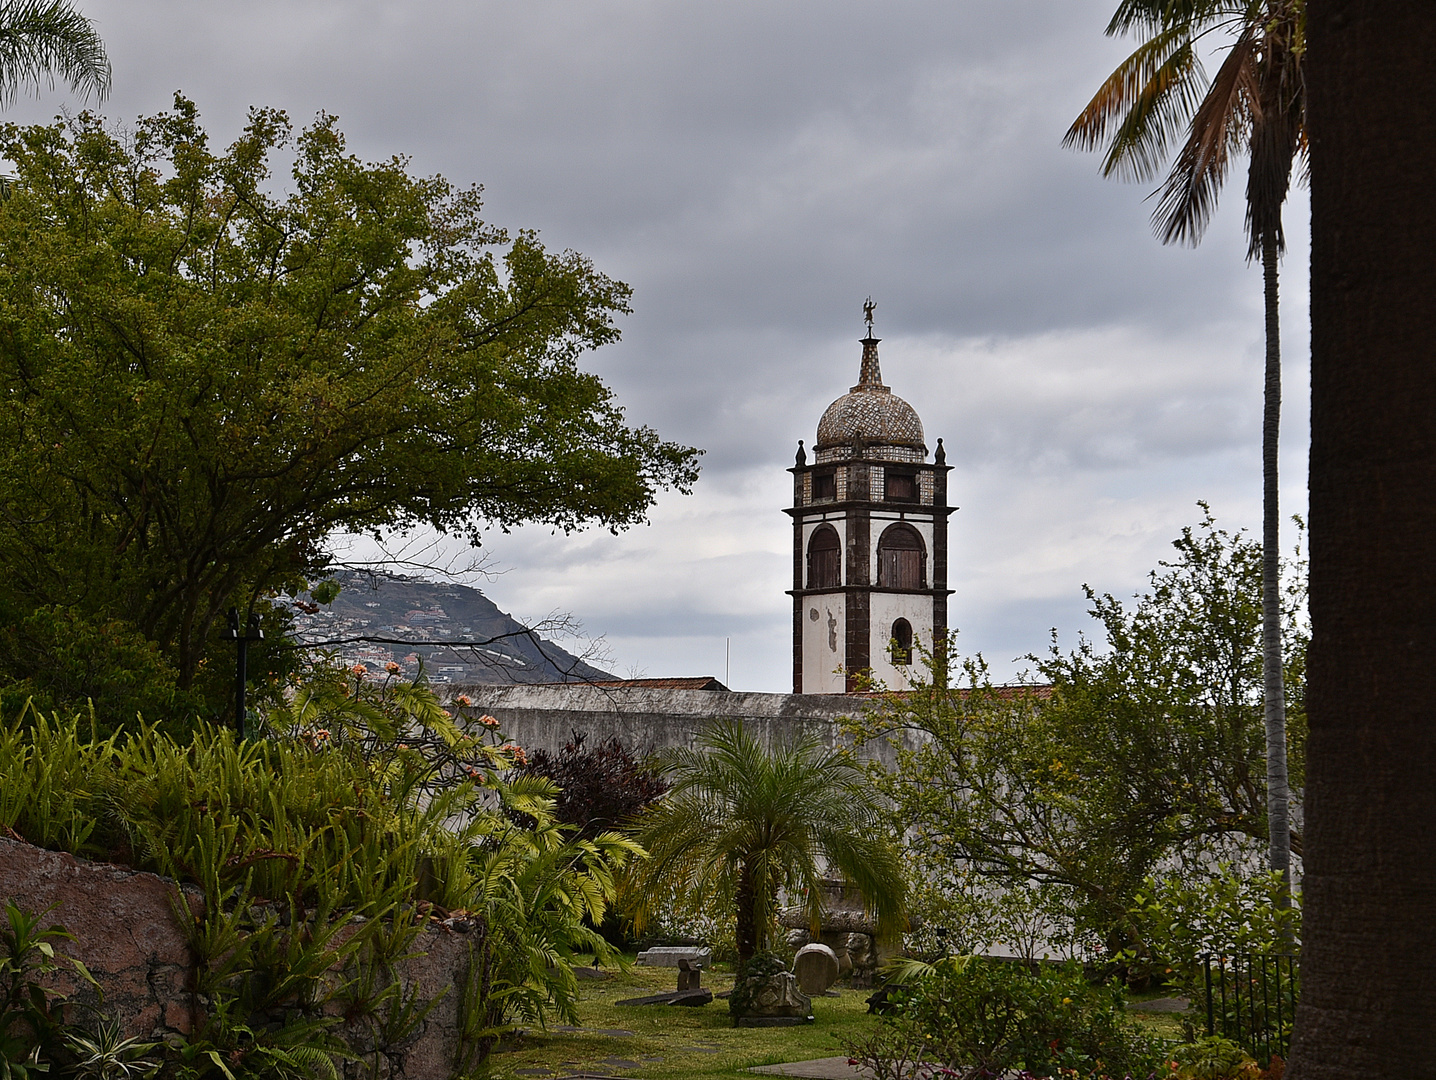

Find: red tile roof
<box><xmin>549</xmin><ymin>676</ymin><xmax>732</xmax><ymax>692</ymax></box>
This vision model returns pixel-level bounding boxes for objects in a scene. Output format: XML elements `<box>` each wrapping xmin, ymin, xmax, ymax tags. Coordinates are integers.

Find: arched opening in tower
<box><xmin>877</xmin><ymin>524</ymin><xmax>926</xmax><ymax>589</ymax></box>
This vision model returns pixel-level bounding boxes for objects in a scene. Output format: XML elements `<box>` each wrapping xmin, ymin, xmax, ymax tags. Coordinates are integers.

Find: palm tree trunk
<box><xmin>735</xmin><ymin>861</ymin><xmax>758</xmax><ymax>967</ymax></box>
<box><xmin>1292</xmin><ymin>5</ymin><xmax>1436</xmax><ymax>1073</ymax></box>
<box><xmin>1260</xmin><ymin>226</ymin><xmax>1292</xmax><ymax>910</ymax></box>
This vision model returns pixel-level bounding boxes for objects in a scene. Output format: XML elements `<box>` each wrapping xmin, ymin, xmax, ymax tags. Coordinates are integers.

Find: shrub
<box><xmin>511</xmin><ymin>729</ymin><xmax>669</xmax><ymax>839</ymax></box>
<box><xmin>0</xmin><ymin>902</ymin><xmax>88</xmax><ymax>1080</ymax></box>
<box><xmin>849</xmin><ymin>956</ymin><xmax>1168</xmax><ymax>1080</ymax></box>
<box><xmin>0</xmin><ymin>607</ymin><xmax>202</xmax><ymax>738</ymax></box>
<box><xmin>1130</xmin><ymin>869</ymin><xmax>1300</xmax><ymax>978</ymax></box>
<box><xmin>1173</xmin><ymin>1036</ymin><xmax>1260</xmax><ymax>1080</ymax></box>
<box><xmin>0</xmin><ymin>676</ymin><xmax>641</xmax><ymax>1074</ymax></box>
<box><xmin>1129</xmin><ymin>869</ymin><xmax>1299</xmax><ymax>1050</ymax></box>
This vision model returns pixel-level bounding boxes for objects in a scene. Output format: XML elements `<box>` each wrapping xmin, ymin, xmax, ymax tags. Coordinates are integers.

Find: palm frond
<box><xmin>1152</xmin><ymin>28</ymin><xmax>1258</xmax><ymax>246</ymax></box>
<box><xmin>1065</xmin><ymin>29</ymin><xmax>1209</xmax><ymax>184</ymax></box>
<box><xmin>0</xmin><ymin>0</ymin><xmax>109</xmax><ymax>106</ymax></box>
<box><xmin>1105</xmin><ymin>0</ymin><xmax>1251</xmax><ymax>37</ymax></box>
<box><xmin>1242</xmin><ymin>12</ymin><xmax>1305</xmax><ymax>258</ymax></box>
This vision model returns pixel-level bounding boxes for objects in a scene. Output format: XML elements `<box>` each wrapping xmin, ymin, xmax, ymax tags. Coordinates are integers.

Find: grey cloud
<box><xmin>1</xmin><ymin>0</ymin><xmax>1309</xmax><ymax>691</ymax></box>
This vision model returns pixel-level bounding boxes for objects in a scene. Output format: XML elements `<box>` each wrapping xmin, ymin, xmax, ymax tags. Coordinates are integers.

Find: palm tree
<box><xmin>1064</xmin><ymin>0</ymin><xmax>1304</xmax><ymax>899</ymax></box>
<box><xmin>0</xmin><ymin>0</ymin><xmax>109</xmax><ymax>107</ymax></box>
<box><xmin>625</xmin><ymin>720</ymin><xmax>906</xmax><ymax>966</ymax></box>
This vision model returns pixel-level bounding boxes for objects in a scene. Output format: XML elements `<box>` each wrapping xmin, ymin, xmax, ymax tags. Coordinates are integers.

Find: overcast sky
<box><xmin>10</xmin><ymin>1</ymin><xmax>1311</xmax><ymax>690</ymax></box>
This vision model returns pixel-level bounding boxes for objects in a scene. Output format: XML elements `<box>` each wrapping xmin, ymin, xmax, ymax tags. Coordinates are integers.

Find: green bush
<box><xmin>850</xmin><ymin>956</ymin><xmax>1168</xmax><ymax>1080</ymax></box>
<box><xmin>1129</xmin><ymin>869</ymin><xmax>1299</xmax><ymax>1051</ymax></box>
<box><xmin>0</xmin><ymin>675</ymin><xmax>641</xmax><ymax>1076</ymax></box>
<box><xmin>1172</xmin><ymin>1036</ymin><xmax>1260</xmax><ymax>1080</ymax></box>
<box><xmin>1130</xmin><ymin>869</ymin><xmax>1299</xmax><ymax>977</ymax></box>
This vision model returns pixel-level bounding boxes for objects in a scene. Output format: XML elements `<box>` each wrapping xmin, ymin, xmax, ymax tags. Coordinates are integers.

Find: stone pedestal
<box><xmin>731</xmin><ymin>971</ymin><xmax>813</xmax><ymax>1027</ymax></box>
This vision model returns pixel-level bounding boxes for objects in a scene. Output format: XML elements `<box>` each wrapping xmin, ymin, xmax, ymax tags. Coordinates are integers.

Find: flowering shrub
<box><xmin>266</xmin><ymin>659</ymin><xmax>523</xmax><ymax>795</ymax></box>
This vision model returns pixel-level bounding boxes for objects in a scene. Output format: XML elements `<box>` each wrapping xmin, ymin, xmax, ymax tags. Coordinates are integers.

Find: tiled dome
<box><xmin>814</xmin><ymin>335</ymin><xmax>926</xmax><ymax>456</ymax></box>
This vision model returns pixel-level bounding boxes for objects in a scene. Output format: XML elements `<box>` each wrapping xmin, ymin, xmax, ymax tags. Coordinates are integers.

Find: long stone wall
<box><xmin>440</xmin><ymin>684</ymin><xmax>918</xmax><ymax>769</ymax></box>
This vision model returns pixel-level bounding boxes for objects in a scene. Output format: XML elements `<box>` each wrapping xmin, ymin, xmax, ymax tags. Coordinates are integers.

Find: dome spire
<box><xmin>814</xmin><ymin>300</ymin><xmax>925</xmax><ymax>456</ymax></box>
<box><xmin>857</xmin><ymin>296</ymin><xmax>885</xmax><ymax>389</ymax></box>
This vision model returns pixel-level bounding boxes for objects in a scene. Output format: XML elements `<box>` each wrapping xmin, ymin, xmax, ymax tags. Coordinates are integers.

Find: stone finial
<box><xmin>935</xmin><ymin>437</ymin><xmax>946</xmax><ymax>465</ymax></box>
<box><xmin>795</xmin><ymin>440</ymin><xmax>807</xmax><ymax>467</ymax></box>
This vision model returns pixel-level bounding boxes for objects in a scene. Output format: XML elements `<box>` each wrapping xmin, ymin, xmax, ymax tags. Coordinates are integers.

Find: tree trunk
<box><xmin>735</xmin><ymin>861</ymin><xmax>758</xmax><ymax>968</ymax></box>
<box><xmin>1291</xmin><ymin>3</ymin><xmax>1436</xmax><ymax>1074</ymax></box>
<box><xmin>1259</xmin><ymin>226</ymin><xmax>1292</xmax><ymax>905</ymax></box>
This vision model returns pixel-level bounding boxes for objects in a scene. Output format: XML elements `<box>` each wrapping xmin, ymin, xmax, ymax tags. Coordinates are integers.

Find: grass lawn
<box><xmin>482</xmin><ymin>957</ymin><xmax>1190</xmax><ymax>1079</ymax></box>
<box><xmin>482</xmin><ymin>956</ymin><xmax>879</xmax><ymax>1079</ymax></box>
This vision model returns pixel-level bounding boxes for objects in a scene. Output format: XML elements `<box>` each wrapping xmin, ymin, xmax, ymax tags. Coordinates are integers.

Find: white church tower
<box><xmin>786</xmin><ymin>305</ymin><xmax>953</xmax><ymax>694</ymax></box>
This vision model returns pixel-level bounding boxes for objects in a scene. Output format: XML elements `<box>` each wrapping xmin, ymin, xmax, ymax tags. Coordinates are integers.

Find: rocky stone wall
<box><xmin>0</xmin><ymin>838</ymin><xmax>471</xmax><ymax>1080</ymax></box>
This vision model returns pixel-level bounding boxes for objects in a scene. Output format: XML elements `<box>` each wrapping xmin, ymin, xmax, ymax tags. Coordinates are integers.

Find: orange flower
<box><xmin>351</xmin><ymin>663</ymin><xmax>368</xmax><ymax>677</ymax></box>
<box><xmin>456</xmin><ymin>694</ymin><xmax>473</xmax><ymax>708</ymax></box>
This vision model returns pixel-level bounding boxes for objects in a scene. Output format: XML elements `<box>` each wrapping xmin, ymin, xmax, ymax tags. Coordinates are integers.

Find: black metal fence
<box><xmin>1201</xmin><ymin>952</ymin><xmax>1300</xmax><ymax>1063</ymax></box>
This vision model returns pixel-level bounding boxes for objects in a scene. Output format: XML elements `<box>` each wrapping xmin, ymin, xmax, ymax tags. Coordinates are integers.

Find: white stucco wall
<box><xmin>801</xmin><ymin>591</ymin><xmax>847</xmax><ymax>694</ymax></box>
<box><xmin>868</xmin><ymin>591</ymin><xmax>934</xmax><ymax>689</ymax></box>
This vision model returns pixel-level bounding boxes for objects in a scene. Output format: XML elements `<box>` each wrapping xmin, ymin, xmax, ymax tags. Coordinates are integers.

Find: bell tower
<box><xmin>786</xmin><ymin>304</ymin><xmax>954</xmax><ymax>693</ymax></box>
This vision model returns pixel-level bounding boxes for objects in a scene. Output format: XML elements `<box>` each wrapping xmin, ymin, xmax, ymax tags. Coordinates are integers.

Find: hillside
<box><xmin>288</xmin><ymin>571</ymin><xmax>613</xmax><ymax>685</ymax></box>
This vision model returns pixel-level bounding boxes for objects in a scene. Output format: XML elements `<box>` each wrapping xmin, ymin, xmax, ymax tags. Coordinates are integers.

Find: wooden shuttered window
<box><xmin>877</xmin><ymin>525</ymin><xmax>925</xmax><ymax>589</ymax></box>
<box><xmin>807</xmin><ymin>526</ymin><xmax>841</xmax><ymax>589</ymax></box>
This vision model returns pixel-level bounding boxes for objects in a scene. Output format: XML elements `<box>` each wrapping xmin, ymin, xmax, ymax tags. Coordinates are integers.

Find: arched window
<box><xmin>891</xmin><ymin>619</ymin><xmax>913</xmax><ymax>665</ymax></box>
<box><xmin>877</xmin><ymin>524</ymin><xmax>926</xmax><ymax>589</ymax></box>
<box><xmin>807</xmin><ymin>526</ymin><xmax>841</xmax><ymax>589</ymax></box>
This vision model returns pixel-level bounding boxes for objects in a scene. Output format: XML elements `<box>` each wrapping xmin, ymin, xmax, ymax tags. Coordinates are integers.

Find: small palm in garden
<box><xmin>625</xmin><ymin>719</ymin><xmax>906</xmax><ymax>966</ymax></box>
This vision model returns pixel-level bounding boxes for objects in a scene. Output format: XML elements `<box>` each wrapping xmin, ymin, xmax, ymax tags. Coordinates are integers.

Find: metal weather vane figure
<box><xmin>863</xmin><ymin>296</ymin><xmax>876</xmax><ymax>330</ymax></box>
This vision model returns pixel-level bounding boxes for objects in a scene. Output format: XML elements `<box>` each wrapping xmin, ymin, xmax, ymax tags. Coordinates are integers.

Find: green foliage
<box><xmin>1130</xmin><ymin>869</ymin><xmax>1300</xmax><ymax>979</ymax></box>
<box><xmin>62</xmin><ymin>1022</ymin><xmax>160</xmax><ymax>1080</ymax></box>
<box><xmin>0</xmin><ymin>676</ymin><xmax>642</xmax><ymax>1073</ymax></box>
<box><xmin>851</xmin><ymin>956</ymin><xmax>1166</xmax><ymax>1080</ymax></box>
<box><xmin>625</xmin><ymin>719</ymin><xmax>906</xmax><ymax>964</ymax></box>
<box><xmin>1129</xmin><ymin>870</ymin><xmax>1299</xmax><ymax>1054</ymax></box>
<box><xmin>0</xmin><ymin>901</ymin><xmax>97</xmax><ymax>1080</ymax></box>
<box><xmin>847</xmin><ymin>510</ymin><xmax>1307</xmax><ymax>952</ymax></box>
<box><xmin>0</xmin><ymin>607</ymin><xmax>202</xmax><ymax>738</ymax></box>
<box><xmin>0</xmin><ymin>95</ymin><xmax>699</xmax><ymax>711</ymax></box>
<box><xmin>0</xmin><ymin>0</ymin><xmax>110</xmax><ymax>108</ymax></box>
<box><xmin>1172</xmin><ymin>1037</ymin><xmax>1260</xmax><ymax>1080</ymax></box>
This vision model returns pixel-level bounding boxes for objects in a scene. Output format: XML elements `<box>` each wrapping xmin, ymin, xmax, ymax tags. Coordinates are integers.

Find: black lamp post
<box><xmin>220</xmin><ymin>607</ymin><xmax>263</xmax><ymax>736</ymax></box>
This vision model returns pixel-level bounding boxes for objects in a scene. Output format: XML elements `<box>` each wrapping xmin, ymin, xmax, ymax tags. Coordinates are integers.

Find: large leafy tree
<box><xmin>0</xmin><ymin>0</ymin><xmax>108</xmax><ymax>107</ymax></box>
<box><xmin>0</xmin><ymin>97</ymin><xmax>700</xmax><ymax>705</ymax></box>
<box><xmin>849</xmin><ymin>511</ymin><xmax>1307</xmax><ymax>952</ymax></box>
<box><xmin>1065</xmin><ymin>0</ymin><xmax>1306</xmax><ymax>894</ymax></box>
<box><xmin>625</xmin><ymin>720</ymin><xmax>906</xmax><ymax>965</ymax></box>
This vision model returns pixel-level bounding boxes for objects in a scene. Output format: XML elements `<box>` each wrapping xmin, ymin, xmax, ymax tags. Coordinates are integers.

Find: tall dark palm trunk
<box><xmin>1259</xmin><ymin>225</ymin><xmax>1291</xmax><ymax>903</ymax></box>
<box><xmin>1246</xmin><ymin>21</ymin><xmax>1302</xmax><ymax>899</ymax></box>
<box><xmin>1292</xmin><ymin>3</ymin><xmax>1436</xmax><ymax>1074</ymax></box>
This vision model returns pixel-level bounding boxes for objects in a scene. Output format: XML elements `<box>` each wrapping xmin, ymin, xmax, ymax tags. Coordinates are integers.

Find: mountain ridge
<box><xmin>289</xmin><ymin>571</ymin><xmax>613</xmax><ymax>685</ymax></box>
